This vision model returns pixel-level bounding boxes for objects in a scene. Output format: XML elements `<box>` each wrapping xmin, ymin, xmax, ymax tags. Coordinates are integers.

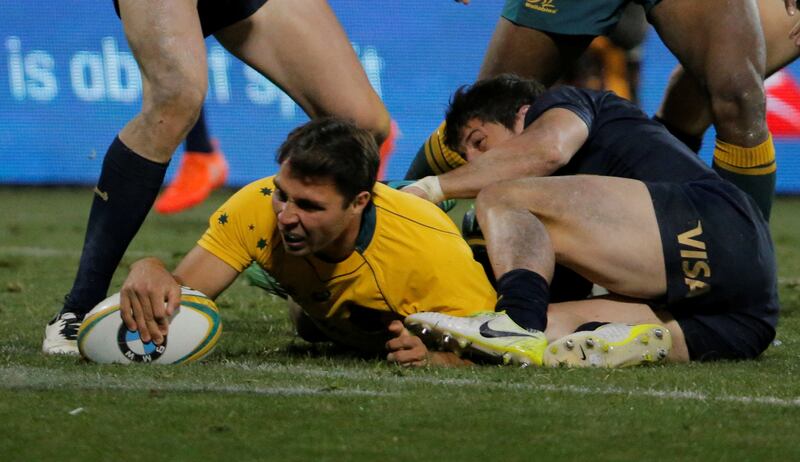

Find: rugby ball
<box><xmin>77</xmin><ymin>287</ymin><xmax>222</xmax><ymax>364</ymax></box>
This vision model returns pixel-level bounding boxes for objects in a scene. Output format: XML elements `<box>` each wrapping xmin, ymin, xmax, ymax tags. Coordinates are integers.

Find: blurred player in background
<box><xmin>409</xmin><ymin>0</ymin><xmax>798</xmax><ymax>221</ymax></box>
<box><xmin>655</xmin><ymin>0</ymin><xmax>800</xmax><ymax>158</ymax></box>
<box><xmin>562</xmin><ymin>4</ymin><xmax>647</xmax><ymax>104</ymax></box>
<box><xmin>154</xmin><ymin>107</ymin><xmax>228</xmax><ymax>215</ymax></box>
<box><xmin>402</xmin><ymin>75</ymin><xmax>778</xmax><ymax>367</ymax></box>
<box><xmin>43</xmin><ymin>0</ymin><xmax>396</xmax><ymax>355</ymax></box>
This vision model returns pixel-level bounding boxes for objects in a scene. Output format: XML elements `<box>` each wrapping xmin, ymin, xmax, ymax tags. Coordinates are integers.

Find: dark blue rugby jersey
<box><xmin>525</xmin><ymin>86</ymin><xmax>719</xmax><ymax>182</ymax></box>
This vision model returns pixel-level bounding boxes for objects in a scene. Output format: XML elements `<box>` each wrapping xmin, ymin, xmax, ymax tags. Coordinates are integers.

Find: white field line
<box><xmin>220</xmin><ymin>361</ymin><xmax>800</xmax><ymax>408</ymax></box>
<box><xmin>3</xmin><ymin>362</ymin><xmax>799</xmax><ymax>407</ymax></box>
<box><xmin>0</xmin><ymin>366</ymin><xmax>393</xmax><ymax>397</ymax></box>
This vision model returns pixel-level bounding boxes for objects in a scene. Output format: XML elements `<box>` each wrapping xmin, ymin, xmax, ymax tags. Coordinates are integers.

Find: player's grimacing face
<box><xmin>272</xmin><ymin>163</ymin><xmax>358</xmax><ymax>260</ymax></box>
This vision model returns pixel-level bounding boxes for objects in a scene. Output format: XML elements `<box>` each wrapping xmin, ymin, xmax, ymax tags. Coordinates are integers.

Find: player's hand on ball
<box><xmin>385</xmin><ymin>320</ymin><xmax>430</xmax><ymax>367</ymax></box>
<box><xmin>120</xmin><ymin>257</ymin><xmax>182</xmax><ymax>346</ymax></box>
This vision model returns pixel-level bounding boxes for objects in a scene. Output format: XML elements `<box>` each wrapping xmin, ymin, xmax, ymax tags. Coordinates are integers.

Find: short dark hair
<box><xmin>444</xmin><ymin>74</ymin><xmax>546</xmax><ymax>153</ymax></box>
<box><xmin>277</xmin><ymin>117</ymin><xmax>379</xmax><ymax>204</ymax></box>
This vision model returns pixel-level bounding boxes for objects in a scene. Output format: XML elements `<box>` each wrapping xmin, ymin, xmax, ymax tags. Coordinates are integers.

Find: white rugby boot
<box><xmin>405</xmin><ymin>311</ymin><xmax>547</xmax><ymax>366</ymax></box>
<box><xmin>543</xmin><ymin>323</ymin><xmax>671</xmax><ymax>368</ymax></box>
<box><xmin>42</xmin><ymin>311</ymin><xmax>83</xmax><ymax>355</ymax></box>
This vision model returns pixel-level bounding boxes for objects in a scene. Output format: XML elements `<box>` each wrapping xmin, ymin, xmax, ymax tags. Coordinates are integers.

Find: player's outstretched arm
<box><xmin>173</xmin><ymin>246</ymin><xmax>240</xmax><ymax>300</ymax></box>
<box><xmin>407</xmin><ymin>108</ymin><xmax>588</xmax><ymax>201</ymax></box>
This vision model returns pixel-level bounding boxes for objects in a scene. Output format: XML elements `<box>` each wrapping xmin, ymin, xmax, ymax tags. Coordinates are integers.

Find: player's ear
<box><xmin>350</xmin><ymin>191</ymin><xmax>371</xmax><ymax>213</ymax></box>
<box><xmin>515</xmin><ymin>104</ymin><xmax>531</xmax><ymax>132</ymax></box>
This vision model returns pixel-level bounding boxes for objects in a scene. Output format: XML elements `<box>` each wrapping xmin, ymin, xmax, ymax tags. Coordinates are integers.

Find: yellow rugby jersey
<box><xmin>198</xmin><ymin>177</ymin><xmax>496</xmax><ymax>332</ymax></box>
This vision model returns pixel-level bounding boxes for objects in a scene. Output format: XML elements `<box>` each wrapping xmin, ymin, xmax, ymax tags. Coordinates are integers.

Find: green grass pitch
<box><xmin>1</xmin><ymin>187</ymin><xmax>799</xmax><ymax>461</ymax></box>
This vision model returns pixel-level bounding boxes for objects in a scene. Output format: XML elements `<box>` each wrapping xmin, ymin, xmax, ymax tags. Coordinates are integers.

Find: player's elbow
<box><xmin>547</xmin><ymin>148</ymin><xmax>573</xmax><ymax>171</ymax></box>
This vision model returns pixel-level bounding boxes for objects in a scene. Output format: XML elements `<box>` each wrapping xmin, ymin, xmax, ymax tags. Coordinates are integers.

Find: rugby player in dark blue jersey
<box><xmin>401</xmin><ymin>75</ymin><xmax>778</xmax><ymax>367</ymax></box>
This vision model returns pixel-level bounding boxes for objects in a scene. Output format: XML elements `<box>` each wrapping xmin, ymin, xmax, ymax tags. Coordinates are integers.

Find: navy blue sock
<box><xmin>184</xmin><ymin>107</ymin><xmax>213</xmax><ymax>154</ymax></box>
<box><xmin>62</xmin><ymin>136</ymin><xmax>168</xmax><ymax>315</ymax></box>
<box><xmin>495</xmin><ymin>269</ymin><xmax>549</xmax><ymax>332</ymax></box>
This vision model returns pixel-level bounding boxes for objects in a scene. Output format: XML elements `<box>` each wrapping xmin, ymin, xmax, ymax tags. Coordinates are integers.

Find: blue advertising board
<box><xmin>2</xmin><ymin>2</ymin><xmax>800</xmax><ymax>191</ymax></box>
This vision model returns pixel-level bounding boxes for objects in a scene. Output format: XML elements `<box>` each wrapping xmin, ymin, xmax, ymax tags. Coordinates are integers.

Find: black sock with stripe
<box><xmin>62</xmin><ymin>136</ymin><xmax>168</xmax><ymax>315</ymax></box>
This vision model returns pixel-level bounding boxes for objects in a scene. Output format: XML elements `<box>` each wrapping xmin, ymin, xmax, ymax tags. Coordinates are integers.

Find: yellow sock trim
<box><xmin>424</xmin><ymin>121</ymin><xmax>467</xmax><ymax>174</ymax></box>
<box><xmin>713</xmin><ymin>158</ymin><xmax>776</xmax><ymax>175</ymax></box>
<box><xmin>713</xmin><ymin>134</ymin><xmax>775</xmax><ymax>170</ymax></box>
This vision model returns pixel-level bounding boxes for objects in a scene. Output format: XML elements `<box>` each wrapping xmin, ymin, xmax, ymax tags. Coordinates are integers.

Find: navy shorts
<box><xmin>113</xmin><ymin>0</ymin><xmax>268</xmax><ymax>38</ymax></box>
<box><xmin>502</xmin><ymin>0</ymin><xmax>660</xmax><ymax>36</ymax></box>
<box><xmin>646</xmin><ymin>179</ymin><xmax>779</xmax><ymax>361</ymax></box>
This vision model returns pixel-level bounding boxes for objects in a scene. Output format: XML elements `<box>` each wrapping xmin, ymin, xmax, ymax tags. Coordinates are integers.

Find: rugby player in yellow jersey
<box><xmin>115</xmin><ymin>117</ymin><xmax>503</xmax><ymax>366</ymax></box>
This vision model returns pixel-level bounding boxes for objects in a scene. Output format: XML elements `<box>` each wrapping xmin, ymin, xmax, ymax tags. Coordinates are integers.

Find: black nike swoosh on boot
<box><xmin>479</xmin><ymin>321</ymin><xmax>536</xmax><ymax>338</ymax></box>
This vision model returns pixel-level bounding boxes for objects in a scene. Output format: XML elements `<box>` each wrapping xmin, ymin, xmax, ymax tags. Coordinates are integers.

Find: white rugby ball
<box><xmin>78</xmin><ymin>287</ymin><xmax>222</xmax><ymax>364</ymax></box>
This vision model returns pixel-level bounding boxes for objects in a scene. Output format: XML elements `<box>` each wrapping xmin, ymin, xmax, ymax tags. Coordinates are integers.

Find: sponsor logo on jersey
<box><xmin>677</xmin><ymin>220</ymin><xmax>711</xmax><ymax>297</ymax></box>
<box><xmin>525</xmin><ymin>0</ymin><xmax>558</xmax><ymax>14</ymax></box>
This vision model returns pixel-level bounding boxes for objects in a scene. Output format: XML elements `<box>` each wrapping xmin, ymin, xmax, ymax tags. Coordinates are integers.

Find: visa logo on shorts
<box><xmin>525</xmin><ymin>0</ymin><xmax>558</xmax><ymax>14</ymax></box>
<box><xmin>677</xmin><ymin>221</ymin><xmax>711</xmax><ymax>297</ymax></box>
